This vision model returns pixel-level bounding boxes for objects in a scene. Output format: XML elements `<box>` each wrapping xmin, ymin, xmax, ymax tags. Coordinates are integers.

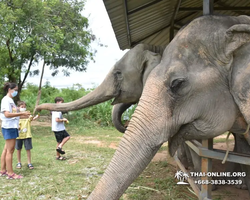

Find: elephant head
<box><xmin>35</xmin><ymin>44</ymin><xmax>163</xmax><ymax>112</ymax></box>
<box><xmin>87</xmin><ymin>15</ymin><xmax>250</xmax><ymax>199</ymax></box>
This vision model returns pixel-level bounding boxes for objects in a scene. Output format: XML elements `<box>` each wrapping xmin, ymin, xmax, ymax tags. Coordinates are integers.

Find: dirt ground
<box><xmin>76</xmin><ymin>130</ymin><xmax>250</xmax><ymax>199</ymax></box>
<box><xmin>2</xmin><ymin>118</ymin><xmax>249</xmax><ymax>199</ymax></box>
<box><xmin>30</xmin><ymin>116</ymin><xmax>51</xmax><ymax>127</ymax></box>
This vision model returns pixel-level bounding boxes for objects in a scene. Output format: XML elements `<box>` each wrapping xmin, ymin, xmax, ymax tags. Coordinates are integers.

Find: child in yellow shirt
<box><xmin>15</xmin><ymin>101</ymin><xmax>39</xmax><ymax>170</ymax></box>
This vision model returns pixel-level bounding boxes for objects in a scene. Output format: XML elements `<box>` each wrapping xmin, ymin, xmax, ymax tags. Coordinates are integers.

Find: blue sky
<box><xmin>26</xmin><ymin>0</ymin><xmax>128</xmax><ymax>89</ymax></box>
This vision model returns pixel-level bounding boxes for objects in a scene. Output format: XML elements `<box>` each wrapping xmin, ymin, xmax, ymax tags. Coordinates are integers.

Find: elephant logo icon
<box><xmin>175</xmin><ymin>170</ymin><xmax>189</xmax><ymax>185</ymax></box>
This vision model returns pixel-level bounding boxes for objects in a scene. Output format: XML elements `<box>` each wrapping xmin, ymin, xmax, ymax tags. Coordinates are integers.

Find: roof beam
<box><xmin>131</xmin><ymin>24</ymin><xmax>171</xmax><ymax>47</ymax></box>
<box><xmin>170</xmin><ymin>0</ymin><xmax>182</xmax><ymax>42</ymax></box>
<box><xmin>203</xmin><ymin>0</ymin><xmax>213</xmax><ymax>15</ymax></box>
<box><xmin>173</xmin><ymin>0</ymin><xmax>223</xmax><ymax>26</ymax></box>
<box><xmin>123</xmin><ymin>0</ymin><xmax>131</xmax><ymax>47</ymax></box>
<box><xmin>179</xmin><ymin>7</ymin><xmax>250</xmax><ymax>11</ymax></box>
<box><xmin>128</xmin><ymin>0</ymin><xmax>163</xmax><ymax>15</ymax></box>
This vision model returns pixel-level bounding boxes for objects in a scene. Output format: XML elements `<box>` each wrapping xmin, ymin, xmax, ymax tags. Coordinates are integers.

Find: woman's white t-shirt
<box><xmin>51</xmin><ymin>111</ymin><xmax>65</xmax><ymax>131</ymax></box>
<box><xmin>0</xmin><ymin>96</ymin><xmax>19</xmax><ymax>129</ymax></box>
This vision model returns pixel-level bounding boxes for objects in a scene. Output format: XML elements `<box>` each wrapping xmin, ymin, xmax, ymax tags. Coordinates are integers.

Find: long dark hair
<box><xmin>3</xmin><ymin>82</ymin><xmax>17</xmax><ymax>94</ymax></box>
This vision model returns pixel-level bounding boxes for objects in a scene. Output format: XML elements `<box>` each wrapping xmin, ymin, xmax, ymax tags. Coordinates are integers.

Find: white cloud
<box><xmin>25</xmin><ymin>0</ymin><xmax>128</xmax><ymax>89</ymax></box>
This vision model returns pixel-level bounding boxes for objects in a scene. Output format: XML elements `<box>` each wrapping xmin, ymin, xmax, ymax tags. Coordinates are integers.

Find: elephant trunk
<box><xmin>112</xmin><ymin>103</ymin><xmax>133</xmax><ymax>133</ymax></box>
<box><xmin>35</xmin><ymin>71</ymin><xmax>118</xmax><ymax>112</ymax></box>
<box><xmin>87</xmin><ymin>102</ymin><xmax>164</xmax><ymax>200</ymax></box>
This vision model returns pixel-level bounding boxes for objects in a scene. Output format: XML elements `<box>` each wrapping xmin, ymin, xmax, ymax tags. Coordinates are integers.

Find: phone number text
<box><xmin>194</xmin><ymin>179</ymin><xmax>242</xmax><ymax>185</ymax></box>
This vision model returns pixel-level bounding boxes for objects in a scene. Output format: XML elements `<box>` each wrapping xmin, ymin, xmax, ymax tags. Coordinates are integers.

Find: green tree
<box><xmin>0</xmin><ymin>0</ymin><xmax>95</xmax><ymax>100</ymax></box>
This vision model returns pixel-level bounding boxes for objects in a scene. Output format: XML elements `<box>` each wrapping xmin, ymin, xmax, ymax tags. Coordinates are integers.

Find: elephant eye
<box><xmin>170</xmin><ymin>78</ymin><xmax>185</xmax><ymax>93</ymax></box>
<box><xmin>114</xmin><ymin>70</ymin><xmax>123</xmax><ymax>80</ymax></box>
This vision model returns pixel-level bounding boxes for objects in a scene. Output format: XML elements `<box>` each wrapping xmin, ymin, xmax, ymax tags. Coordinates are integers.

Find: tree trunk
<box><xmin>33</xmin><ymin>61</ymin><xmax>45</xmax><ymax>115</ymax></box>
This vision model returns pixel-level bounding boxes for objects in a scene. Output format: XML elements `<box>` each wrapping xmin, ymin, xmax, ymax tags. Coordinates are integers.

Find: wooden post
<box><xmin>200</xmin><ymin>139</ymin><xmax>213</xmax><ymax>199</ymax></box>
<box><xmin>203</xmin><ymin>0</ymin><xmax>214</xmax><ymax>15</ymax></box>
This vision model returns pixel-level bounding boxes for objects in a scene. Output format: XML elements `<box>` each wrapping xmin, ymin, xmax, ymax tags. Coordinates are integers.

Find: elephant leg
<box><xmin>240</xmin><ymin>165</ymin><xmax>250</xmax><ymax>190</ymax></box>
<box><xmin>189</xmin><ymin>145</ymin><xmax>201</xmax><ymax>172</ymax></box>
<box><xmin>177</xmin><ymin>142</ymin><xmax>193</xmax><ymax>169</ymax></box>
<box><xmin>232</xmin><ymin>133</ymin><xmax>250</xmax><ymax>192</ymax></box>
<box><xmin>188</xmin><ymin>144</ymin><xmax>218</xmax><ymax>191</ymax></box>
<box><xmin>170</xmin><ymin>132</ymin><xmax>202</xmax><ymax>172</ymax></box>
<box><xmin>180</xmin><ymin>140</ymin><xmax>220</xmax><ymax>191</ymax></box>
<box><xmin>224</xmin><ymin>133</ymin><xmax>241</xmax><ymax>179</ymax></box>
<box><xmin>175</xmin><ymin>140</ymin><xmax>217</xmax><ymax>190</ymax></box>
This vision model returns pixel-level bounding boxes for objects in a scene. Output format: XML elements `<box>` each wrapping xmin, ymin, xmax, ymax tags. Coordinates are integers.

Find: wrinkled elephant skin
<box><xmin>88</xmin><ymin>15</ymin><xmax>250</xmax><ymax>199</ymax></box>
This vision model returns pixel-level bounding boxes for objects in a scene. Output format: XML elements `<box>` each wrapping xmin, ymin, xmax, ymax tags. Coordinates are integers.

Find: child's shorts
<box><xmin>1</xmin><ymin>128</ymin><xmax>19</xmax><ymax>140</ymax></box>
<box><xmin>53</xmin><ymin>130</ymin><xmax>70</xmax><ymax>143</ymax></box>
<box><xmin>15</xmin><ymin>138</ymin><xmax>33</xmax><ymax>150</ymax></box>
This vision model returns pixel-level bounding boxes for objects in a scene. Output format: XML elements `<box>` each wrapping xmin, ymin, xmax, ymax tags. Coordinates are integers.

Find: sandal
<box><xmin>7</xmin><ymin>173</ymin><xmax>23</xmax><ymax>179</ymax></box>
<box><xmin>0</xmin><ymin>171</ymin><xmax>7</xmax><ymax>177</ymax></box>
<box><xmin>56</xmin><ymin>147</ymin><xmax>65</xmax><ymax>154</ymax></box>
<box><xmin>27</xmin><ymin>163</ymin><xmax>34</xmax><ymax>170</ymax></box>
<box><xmin>56</xmin><ymin>156</ymin><xmax>66</xmax><ymax>161</ymax></box>
<box><xmin>16</xmin><ymin>163</ymin><xmax>22</xmax><ymax>169</ymax></box>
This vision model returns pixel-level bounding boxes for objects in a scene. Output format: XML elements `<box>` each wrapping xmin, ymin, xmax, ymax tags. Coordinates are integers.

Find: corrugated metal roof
<box><xmin>103</xmin><ymin>0</ymin><xmax>250</xmax><ymax>50</ymax></box>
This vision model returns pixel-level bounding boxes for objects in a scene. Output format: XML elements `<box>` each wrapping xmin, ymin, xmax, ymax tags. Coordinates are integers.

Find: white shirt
<box><xmin>51</xmin><ymin>111</ymin><xmax>65</xmax><ymax>131</ymax></box>
<box><xmin>0</xmin><ymin>96</ymin><xmax>19</xmax><ymax>129</ymax></box>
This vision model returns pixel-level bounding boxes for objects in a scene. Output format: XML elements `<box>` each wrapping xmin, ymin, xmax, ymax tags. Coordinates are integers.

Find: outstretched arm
<box><xmin>4</xmin><ymin>111</ymin><xmax>30</xmax><ymax>118</ymax></box>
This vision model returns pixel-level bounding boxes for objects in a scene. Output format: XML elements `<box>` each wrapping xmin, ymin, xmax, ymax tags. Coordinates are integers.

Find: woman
<box><xmin>0</xmin><ymin>82</ymin><xmax>30</xmax><ymax>179</ymax></box>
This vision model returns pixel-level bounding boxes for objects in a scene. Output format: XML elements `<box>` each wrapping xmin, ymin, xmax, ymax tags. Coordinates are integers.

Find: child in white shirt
<box><xmin>51</xmin><ymin>97</ymin><xmax>70</xmax><ymax>160</ymax></box>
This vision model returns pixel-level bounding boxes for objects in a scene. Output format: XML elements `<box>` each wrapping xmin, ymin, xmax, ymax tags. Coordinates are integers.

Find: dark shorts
<box><xmin>2</xmin><ymin>128</ymin><xmax>19</xmax><ymax>140</ymax></box>
<box><xmin>15</xmin><ymin>138</ymin><xmax>33</xmax><ymax>150</ymax></box>
<box><xmin>54</xmin><ymin>130</ymin><xmax>70</xmax><ymax>143</ymax></box>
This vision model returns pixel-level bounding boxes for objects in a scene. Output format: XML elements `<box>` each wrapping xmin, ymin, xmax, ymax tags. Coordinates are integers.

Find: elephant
<box><xmin>35</xmin><ymin>44</ymin><xmax>164</xmax><ymax>113</ymax></box>
<box><xmin>87</xmin><ymin>15</ymin><xmax>250</xmax><ymax>199</ymax></box>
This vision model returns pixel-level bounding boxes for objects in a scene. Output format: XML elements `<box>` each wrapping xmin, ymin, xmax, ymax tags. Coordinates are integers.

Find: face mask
<box><xmin>20</xmin><ymin>108</ymin><xmax>26</xmax><ymax>112</ymax></box>
<box><xmin>11</xmin><ymin>90</ymin><xmax>18</xmax><ymax>97</ymax></box>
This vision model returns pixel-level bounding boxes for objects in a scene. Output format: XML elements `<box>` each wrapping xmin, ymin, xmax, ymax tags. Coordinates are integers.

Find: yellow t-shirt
<box><xmin>17</xmin><ymin>118</ymin><xmax>32</xmax><ymax>139</ymax></box>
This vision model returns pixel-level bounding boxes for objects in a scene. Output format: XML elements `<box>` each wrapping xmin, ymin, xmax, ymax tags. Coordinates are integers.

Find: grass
<box><xmin>0</xmin><ymin>121</ymin><xmax>197</xmax><ymax>200</ymax></box>
<box><xmin>125</xmin><ymin>162</ymin><xmax>196</xmax><ymax>200</ymax></box>
<box><xmin>0</xmin><ymin>124</ymin><xmax>120</xmax><ymax>199</ymax></box>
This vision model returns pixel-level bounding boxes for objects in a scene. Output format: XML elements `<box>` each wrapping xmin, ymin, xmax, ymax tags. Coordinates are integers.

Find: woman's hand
<box><xmin>4</xmin><ymin>110</ymin><xmax>30</xmax><ymax>118</ymax></box>
<box><xmin>21</xmin><ymin>111</ymin><xmax>31</xmax><ymax>118</ymax></box>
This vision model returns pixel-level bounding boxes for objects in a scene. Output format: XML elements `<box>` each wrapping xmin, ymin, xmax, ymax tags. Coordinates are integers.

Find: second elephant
<box><xmin>35</xmin><ymin>44</ymin><xmax>164</xmax><ymax>112</ymax></box>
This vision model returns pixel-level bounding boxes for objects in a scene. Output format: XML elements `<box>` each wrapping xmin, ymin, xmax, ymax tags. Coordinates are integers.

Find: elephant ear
<box><xmin>227</xmin><ymin>24</ymin><xmax>250</xmax><ymax>124</ymax></box>
<box><xmin>225</xmin><ymin>24</ymin><xmax>250</xmax><ymax>59</ymax></box>
<box><xmin>138</xmin><ymin>50</ymin><xmax>161</xmax><ymax>86</ymax></box>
